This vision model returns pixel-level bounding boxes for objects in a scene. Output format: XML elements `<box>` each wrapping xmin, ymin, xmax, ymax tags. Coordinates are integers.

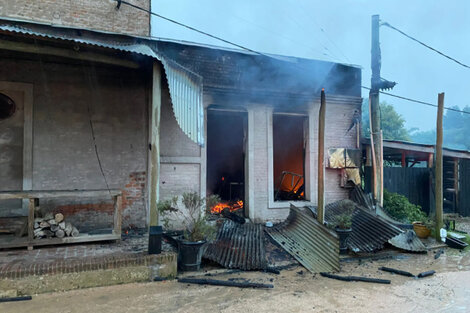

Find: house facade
<box><xmin>0</xmin><ymin>1</ymin><xmax>362</xmax><ymax>239</ymax></box>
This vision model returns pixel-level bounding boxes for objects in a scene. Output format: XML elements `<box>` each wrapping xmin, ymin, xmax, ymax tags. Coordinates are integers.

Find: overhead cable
<box><xmin>382</xmin><ymin>22</ymin><xmax>470</xmax><ymax>70</ymax></box>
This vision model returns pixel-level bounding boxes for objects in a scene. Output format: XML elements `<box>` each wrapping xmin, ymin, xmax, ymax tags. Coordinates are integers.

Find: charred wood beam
<box><xmin>178</xmin><ymin>278</ymin><xmax>273</xmax><ymax>289</ymax></box>
<box><xmin>379</xmin><ymin>266</ymin><xmax>414</xmax><ymax>277</ymax></box>
<box><xmin>417</xmin><ymin>270</ymin><xmax>436</xmax><ymax>278</ymax></box>
<box><xmin>0</xmin><ymin>296</ymin><xmax>32</xmax><ymax>303</ymax></box>
<box><xmin>320</xmin><ymin>272</ymin><xmax>391</xmax><ymax>284</ymax></box>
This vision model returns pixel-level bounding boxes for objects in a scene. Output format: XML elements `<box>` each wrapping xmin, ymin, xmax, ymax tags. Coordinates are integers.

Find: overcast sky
<box><xmin>150</xmin><ymin>0</ymin><xmax>470</xmax><ymax>131</ymax></box>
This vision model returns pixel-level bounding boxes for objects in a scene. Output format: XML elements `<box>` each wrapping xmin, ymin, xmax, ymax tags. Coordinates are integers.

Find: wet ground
<box><xmin>1</xmin><ymin>248</ymin><xmax>469</xmax><ymax>313</ymax></box>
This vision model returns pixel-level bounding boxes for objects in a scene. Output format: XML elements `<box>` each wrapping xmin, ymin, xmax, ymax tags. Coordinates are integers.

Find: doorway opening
<box><xmin>207</xmin><ymin>109</ymin><xmax>246</xmax><ymax>216</ymax></box>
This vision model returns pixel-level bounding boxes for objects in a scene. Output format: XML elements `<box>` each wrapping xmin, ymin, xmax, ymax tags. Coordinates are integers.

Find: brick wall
<box><xmin>247</xmin><ymin>97</ymin><xmax>362</xmax><ymax>223</ymax></box>
<box><xmin>0</xmin><ymin>0</ymin><xmax>150</xmax><ymax>36</ymax></box>
<box><xmin>0</xmin><ymin>56</ymin><xmax>150</xmax><ymax>230</ymax></box>
<box><xmin>158</xmin><ymin>85</ymin><xmax>203</xmax><ymax>228</ymax></box>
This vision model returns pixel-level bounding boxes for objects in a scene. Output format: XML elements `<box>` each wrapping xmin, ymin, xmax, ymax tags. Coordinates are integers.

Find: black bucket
<box><xmin>335</xmin><ymin>228</ymin><xmax>352</xmax><ymax>255</ymax></box>
<box><xmin>177</xmin><ymin>240</ymin><xmax>206</xmax><ymax>271</ymax></box>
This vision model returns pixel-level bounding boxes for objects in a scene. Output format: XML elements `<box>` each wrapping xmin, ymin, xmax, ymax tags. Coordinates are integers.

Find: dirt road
<box><xmin>2</xmin><ymin>251</ymin><xmax>469</xmax><ymax>313</ymax></box>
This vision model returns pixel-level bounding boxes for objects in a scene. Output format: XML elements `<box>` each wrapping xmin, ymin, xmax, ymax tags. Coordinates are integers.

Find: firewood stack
<box><xmin>33</xmin><ymin>213</ymin><xmax>79</xmax><ymax>239</ymax></box>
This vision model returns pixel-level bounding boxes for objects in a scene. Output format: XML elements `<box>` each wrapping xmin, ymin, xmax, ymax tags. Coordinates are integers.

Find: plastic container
<box><xmin>413</xmin><ymin>222</ymin><xmax>431</xmax><ymax>239</ymax></box>
<box><xmin>177</xmin><ymin>240</ymin><xmax>206</xmax><ymax>271</ymax></box>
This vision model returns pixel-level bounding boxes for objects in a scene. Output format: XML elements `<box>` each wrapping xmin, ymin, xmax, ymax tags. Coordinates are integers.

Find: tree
<box><xmin>362</xmin><ymin>100</ymin><xmax>410</xmax><ymax>141</ymax></box>
<box><xmin>410</xmin><ymin>105</ymin><xmax>470</xmax><ymax>150</ymax></box>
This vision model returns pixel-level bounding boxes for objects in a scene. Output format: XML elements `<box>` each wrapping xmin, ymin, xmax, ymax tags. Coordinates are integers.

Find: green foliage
<box><xmin>362</xmin><ymin>100</ymin><xmax>411</xmax><ymax>141</ymax></box>
<box><xmin>330</xmin><ymin>200</ymin><xmax>355</xmax><ymax>230</ymax></box>
<box><xmin>383</xmin><ymin>189</ymin><xmax>427</xmax><ymax>223</ymax></box>
<box><xmin>157</xmin><ymin>192</ymin><xmax>220</xmax><ymax>242</ymax></box>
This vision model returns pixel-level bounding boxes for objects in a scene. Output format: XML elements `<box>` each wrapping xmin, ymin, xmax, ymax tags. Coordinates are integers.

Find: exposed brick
<box><xmin>0</xmin><ymin>0</ymin><xmax>150</xmax><ymax>36</ymax></box>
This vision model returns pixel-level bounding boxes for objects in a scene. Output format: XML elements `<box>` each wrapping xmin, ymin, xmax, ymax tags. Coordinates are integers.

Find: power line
<box><xmin>116</xmin><ymin>0</ymin><xmax>267</xmax><ymax>56</ymax></box>
<box><xmin>117</xmin><ymin>1</ymin><xmax>470</xmax><ymax>116</ymax></box>
<box><xmin>361</xmin><ymin>86</ymin><xmax>470</xmax><ymax>115</ymax></box>
<box><xmin>382</xmin><ymin>22</ymin><xmax>470</xmax><ymax>70</ymax></box>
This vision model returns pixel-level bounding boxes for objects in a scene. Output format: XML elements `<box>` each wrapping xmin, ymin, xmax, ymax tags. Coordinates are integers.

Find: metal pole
<box><xmin>435</xmin><ymin>92</ymin><xmax>444</xmax><ymax>239</ymax></box>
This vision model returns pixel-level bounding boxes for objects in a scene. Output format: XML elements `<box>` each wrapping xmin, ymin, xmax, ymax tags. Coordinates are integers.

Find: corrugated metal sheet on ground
<box><xmin>266</xmin><ymin>205</ymin><xmax>339</xmax><ymax>273</ymax></box>
<box><xmin>310</xmin><ymin>200</ymin><xmax>426</xmax><ymax>252</ymax></box>
<box><xmin>204</xmin><ymin>221</ymin><xmax>267</xmax><ymax>270</ymax></box>
<box><xmin>388</xmin><ymin>230</ymin><xmax>426</xmax><ymax>252</ymax></box>
<box><xmin>0</xmin><ymin>21</ymin><xmax>205</xmax><ymax>146</ymax></box>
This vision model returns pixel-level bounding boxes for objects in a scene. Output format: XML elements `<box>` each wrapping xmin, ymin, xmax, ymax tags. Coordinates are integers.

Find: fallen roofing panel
<box><xmin>204</xmin><ymin>220</ymin><xmax>267</xmax><ymax>270</ymax></box>
<box><xmin>388</xmin><ymin>230</ymin><xmax>427</xmax><ymax>252</ymax></box>
<box><xmin>266</xmin><ymin>205</ymin><xmax>339</xmax><ymax>273</ymax></box>
<box><xmin>310</xmin><ymin>200</ymin><xmax>426</xmax><ymax>253</ymax></box>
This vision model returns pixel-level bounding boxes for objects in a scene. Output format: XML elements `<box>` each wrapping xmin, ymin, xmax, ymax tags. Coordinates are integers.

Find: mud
<box><xmin>1</xmin><ymin>250</ymin><xmax>469</xmax><ymax>313</ymax></box>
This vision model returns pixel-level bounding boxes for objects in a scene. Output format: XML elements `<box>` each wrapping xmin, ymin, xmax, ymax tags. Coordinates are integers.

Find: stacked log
<box><xmin>33</xmin><ymin>213</ymin><xmax>79</xmax><ymax>239</ymax></box>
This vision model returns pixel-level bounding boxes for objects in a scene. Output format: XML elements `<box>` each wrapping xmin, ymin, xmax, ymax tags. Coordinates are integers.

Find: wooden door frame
<box><xmin>0</xmin><ymin>81</ymin><xmax>34</xmax><ymax>192</ymax></box>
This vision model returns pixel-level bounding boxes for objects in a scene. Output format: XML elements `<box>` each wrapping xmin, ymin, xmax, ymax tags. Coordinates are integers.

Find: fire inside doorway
<box><xmin>207</xmin><ymin>109</ymin><xmax>246</xmax><ymax>216</ymax></box>
<box><xmin>273</xmin><ymin>114</ymin><xmax>307</xmax><ymax>201</ymax></box>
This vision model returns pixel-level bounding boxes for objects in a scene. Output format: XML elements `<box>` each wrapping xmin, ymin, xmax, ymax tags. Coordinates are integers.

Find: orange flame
<box><xmin>211</xmin><ymin>200</ymin><xmax>243</xmax><ymax>214</ymax></box>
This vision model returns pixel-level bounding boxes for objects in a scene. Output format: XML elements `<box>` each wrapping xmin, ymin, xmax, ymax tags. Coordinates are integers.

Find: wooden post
<box><xmin>435</xmin><ymin>92</ymin><xmax>444</xmax><ymax>239</ymax></box>
<box><xmin>149</xmin><ymin>62</ymin><xmax>162</xmax><ymax>227</ymax></box>
<box><xmin>379</xmin><ymin>130</ymin><xmax>384</xmax><ymax>206</ymax></box>
<box><xmin>113</xmin><ymin>195</ymin><xmax>122</xmax><ymax>237</ymax></box>
<box><xmin>356</xmin><ymin>120</ymin><xmax>360</xmax><ymax>149</ymax></box>
<box><xmin>401</xmin><ymin>152</ymin><xmax>406</xmax><ymax>167</ymax></box>
<box><xmin>27</xmin><ymin>198</ymin><xmax>36</xmax><ymax>250</ymax></box>
<box><xmin>317</xmin><ymin>89</ymin><xmax>326</xmax><ymax>224</ymax></box>
<box><xmin>428</xmin><ymin>153</ymin><xmax>434</xmax><ymax>168</ymax></box>
<box><xmin>454</xmin><ymin>158</ymin><xmax>459</xmax><ymax>214</ymax></box>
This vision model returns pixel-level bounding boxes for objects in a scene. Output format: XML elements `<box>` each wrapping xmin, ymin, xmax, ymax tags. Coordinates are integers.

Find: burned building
<box><xmin>0</xmin><ymin>17</ymin><xmax>361</xmax><ymax>249</ymax></box>
<box><xmin>155</xmin><ymin>41</ymin><xmax>362</xmax><ymax>222</ymax></box>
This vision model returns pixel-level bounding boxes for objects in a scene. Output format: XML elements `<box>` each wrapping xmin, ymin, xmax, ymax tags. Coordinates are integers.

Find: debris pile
<box><xmin>33</xmin><ymin>213</ymin><xmax>79</xmax><ymax>239</ymax></box>
<box><xmin>204</xmin><ymin>220</ymin><xmax>267</xmax><ymax>270</ymax></box>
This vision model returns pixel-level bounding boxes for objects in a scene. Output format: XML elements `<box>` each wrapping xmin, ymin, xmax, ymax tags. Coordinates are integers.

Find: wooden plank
<box><xmin>113</xmin><ymin>195</ymin><xmax>122</xmax><ymax>237</ymax></box>
<box><xmin>149</xmin><ymin>61</ymin><xmax>162</xmax><ymax>227</ymax></box>
<box><xmin>0</xmin><ymin>233</ymin><xmax>120</xmax><ymax>250</ymax></box>
<box><xmin>0</xmin><ymin>39</ymin><xmax>140</xmax><ymax>69</ymax></box>
<box><xmin>317</xmin><ymin>89</ymin><xmax>326</xmax><ymax>224</ymax></box>
<box><xmin>435</xmin><ymin>93</ymin><xmax>444</xmax><ymax>239</ymax></box>
<box><xmin>0</xmin><ymin>189</ymin><xmax>121</xmax><ymax>200</ymax></box>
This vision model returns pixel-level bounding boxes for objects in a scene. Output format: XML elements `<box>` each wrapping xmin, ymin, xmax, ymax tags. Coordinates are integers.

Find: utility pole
<box><xmin>435</xmin><ymin>92</ymin><xmax>444</xmax><ymax>239</ymax></box>
<box><xmin>370</xmin><ymin>14</ymin><xmax>383</xmax><ymax>205</ymax></box>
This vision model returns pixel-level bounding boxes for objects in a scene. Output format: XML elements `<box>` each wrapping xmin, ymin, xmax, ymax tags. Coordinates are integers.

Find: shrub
<box><xmin>330</xmin><ymin>200</ymin><xmax>355</xmax><ymax>230</ymax></box>
<box><xmin>383</xmin><ymin>189</ymin><xmax>427</xmax><ymax>223</ymax></box>
<box><xmin>158</xmin><ymin>192</ymin><xmax>220</xmax><ymax>242</ymax></box>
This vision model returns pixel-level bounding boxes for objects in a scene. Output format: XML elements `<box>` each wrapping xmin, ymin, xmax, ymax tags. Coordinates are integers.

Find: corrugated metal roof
<box><xmin>0</xmin><ymin>21</ymin><xmax>205</xmax><ymax>146</ymax></box>
<box><xmin>266</xmin><ymin>205</ymin><xmax>340</xmax><ymax>273</ymax></box>
<box><xmin>204</xmin><ymin>220</ymin><xmax>267</xmax><ymax>270</ymax></box>
<box><xmin>310</xmin><ymin>200</ymin><xmax>425</xmax><ymax>253</ymax></box>
<box><xmin>161</xmin><ymin>58</ymin><xmax>204</xmax><ymax>146</ymax></box>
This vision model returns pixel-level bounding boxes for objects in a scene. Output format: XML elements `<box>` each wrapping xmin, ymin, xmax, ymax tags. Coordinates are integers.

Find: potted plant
<box><xmin>330</xmin><ymin>200</ymin><xmax>355</xmax><ymax>255</ymax></box>
<box><xmin>158</xmin><ymin>192</ymin><xmax>219</xmax><ymax>271</ymax></box>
